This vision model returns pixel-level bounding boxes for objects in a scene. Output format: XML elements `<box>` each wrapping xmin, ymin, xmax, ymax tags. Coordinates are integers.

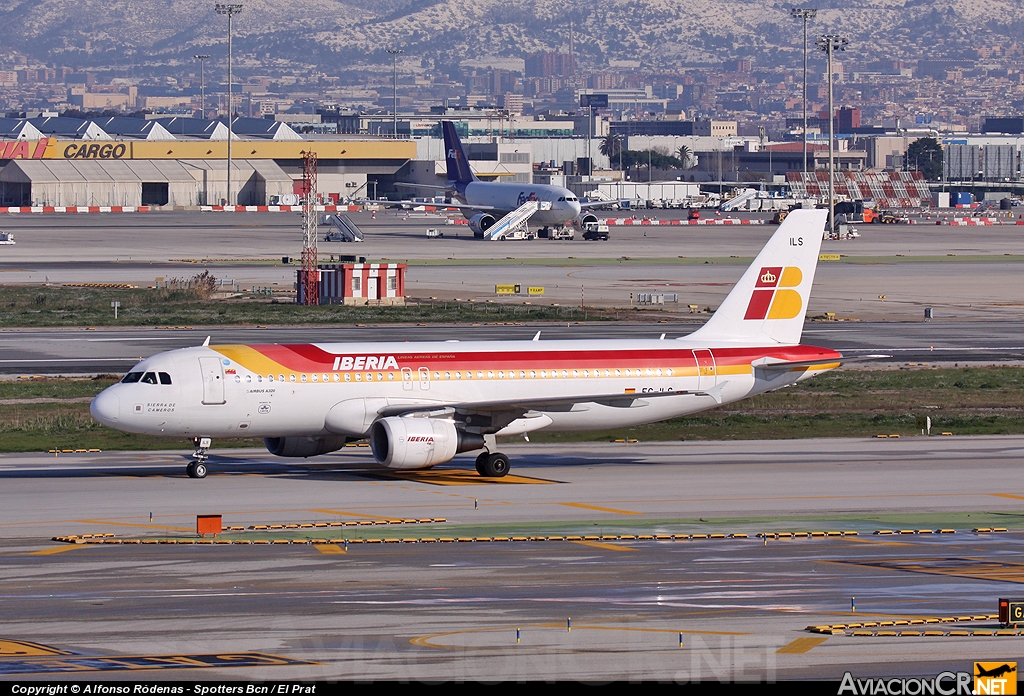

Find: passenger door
<box><xmin>198</xmin><ymin>357</ymin><xmax>226</xmax><ymax>405</ymax></box>
<box><xmin>692</xmin><ymin>350</ymin><xmax>717</xmax><ymax>391</ymax></box>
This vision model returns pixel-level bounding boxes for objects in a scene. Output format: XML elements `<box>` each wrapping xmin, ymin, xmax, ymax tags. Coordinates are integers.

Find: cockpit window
<box><xmin>141</xmin><ymin>372</ymin><xmax>158</xmax><ymax>384</ymax></box>
<box><xmin>558</xmin><ymin>197</ymin><xmax>565</xmax><ymax>201</ymax></box>
<box><xmin>567</xmin><ymin>196</ymin><xmax>577</xmax><ymax>202</ymax></box>
<box><xmin>121</xmin><ymin>372</ymin><xmax>143</xmax><ymax>383</ymax></box>
<box><xmin>159</xmin><ymin>372</ymin><xmax>172</xmax><ymax>385</ymax></box>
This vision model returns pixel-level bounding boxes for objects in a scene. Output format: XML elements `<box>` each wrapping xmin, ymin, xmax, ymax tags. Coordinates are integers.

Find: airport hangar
<box><xmin>0</xmin><ymin>116</ymin><xmax>415</xmax><ymax>207</ymax></box>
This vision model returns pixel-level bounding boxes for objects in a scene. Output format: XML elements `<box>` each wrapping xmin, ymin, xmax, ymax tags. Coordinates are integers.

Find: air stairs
<box><xmin>323</xmin><ymin>214</ymin><xmax>364</xmax><ymax>242</ymax></box>
<box><xmin>483</xmin><ymin>200</ymin><xmax>550</xmax><ymax>240</ymax></box>
<box><xmin>719</xmin><ymin>188</ymin><xmax>758</xmax><ymax>212</ymax></box>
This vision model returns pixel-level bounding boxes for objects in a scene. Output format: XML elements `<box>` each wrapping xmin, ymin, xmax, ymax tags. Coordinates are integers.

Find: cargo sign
<box><xmin>62</xmin><ymin>142</ymin><xmax>128</xmax><ymax>159</ymax></box>
<box><xmin>527</xmin><ymin>286</ymin><xmax>545</xmax><ymax>296</ymax></box>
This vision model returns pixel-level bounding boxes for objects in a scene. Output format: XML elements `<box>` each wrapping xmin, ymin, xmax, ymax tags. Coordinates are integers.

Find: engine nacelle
<box><xmin>264</xmin><ymin>435</ymin><xmax>352</xmax><ymax>458</ymax></box>
<box><xmin>369</xmin><ymin>417</ymin><xmax>484</xmax><ymax>469</ymax></box>
<box><xmin>575</xmin><ymin>212</ymin><xmax>598</xmax><ymax>228</ymax></box>
<box><xmin>468</xmin><ymin>213</ymin><xmax>496</xmax><ymax>238</ymax></box>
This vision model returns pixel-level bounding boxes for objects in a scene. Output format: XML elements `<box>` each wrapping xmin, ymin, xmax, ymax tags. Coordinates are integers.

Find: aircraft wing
<box><xmin>376</xmin><ymin>387</ymin><xmax>715</xmax><ymax>420</ymax></box>
<box><xmin>394</xmin><ymin>182</ymin><xmax>454</xmax><ymax>192</ymax></box>
<box><xmin>579</xmin><ymin>198</ymin><xmax>635</xmax><ymax>209</ymax></box>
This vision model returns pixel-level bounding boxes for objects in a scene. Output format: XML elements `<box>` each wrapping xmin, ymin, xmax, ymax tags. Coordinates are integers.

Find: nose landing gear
<box><xmin>187</xmin><ymin>437</ymin><xmax>211</xmax><ymax>478</ymax></box>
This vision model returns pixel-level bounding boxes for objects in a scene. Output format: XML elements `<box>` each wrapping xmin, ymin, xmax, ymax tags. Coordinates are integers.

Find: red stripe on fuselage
<box><xmin>234</xmin><ymin>344</ymin><xmax>839</xmax><ymax>372</ymax></box>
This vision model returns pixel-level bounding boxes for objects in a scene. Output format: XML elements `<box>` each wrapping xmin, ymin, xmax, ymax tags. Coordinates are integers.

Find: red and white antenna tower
<box><xmin>300</xmin><ymin>150</ymin><xmax>319</xmax><ymax>306</ymax></box>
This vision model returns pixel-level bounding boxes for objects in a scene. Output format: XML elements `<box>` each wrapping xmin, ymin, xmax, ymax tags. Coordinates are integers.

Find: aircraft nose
<box><xmin>90</xmin><ymin>389</ymin><xmax>120</xmax><ymax>425</ymax></box>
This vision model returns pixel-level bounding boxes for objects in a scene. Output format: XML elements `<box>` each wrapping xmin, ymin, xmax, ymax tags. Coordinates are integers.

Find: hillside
<box><xmin>1</xmin><ymin>0</ymin><xmax>1021</xmax><ymax>72</ymax></box>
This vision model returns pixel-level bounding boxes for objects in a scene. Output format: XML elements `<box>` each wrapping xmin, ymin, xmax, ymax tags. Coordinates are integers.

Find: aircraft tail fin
<box><xmin>686</xmin><ymin>209</ymin><xmax>828</xmax><ymax>346</ymax></box>
<box><xmin>442</xmin><ymin>121</ymin><xmax>477</xmax><ymax>187</ymax></box>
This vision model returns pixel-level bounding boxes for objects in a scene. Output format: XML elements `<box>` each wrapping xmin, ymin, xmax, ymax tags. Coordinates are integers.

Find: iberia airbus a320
<box><xmin>91</xmin><ymin>209</ymin><xmax>842</xmax><ymax>478</ymax></box>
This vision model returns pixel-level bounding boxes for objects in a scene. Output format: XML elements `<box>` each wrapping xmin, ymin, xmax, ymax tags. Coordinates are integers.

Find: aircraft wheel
<box><xmin>480</xmin><ymin>452</ymin><xmax>510</xmax><ymax>478</ymax></box>
<box><xmin>187</xmin><ymin>461</ymin><xmax>208</xmax><ymax>479</ymax></box>
<box><xmin>475</xmin><ymin>452</ymin><xmax>488</xmax><ymax>476</ymax></box>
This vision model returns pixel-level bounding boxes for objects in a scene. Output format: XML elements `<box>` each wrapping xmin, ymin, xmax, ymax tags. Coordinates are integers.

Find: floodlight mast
<box><xmin>817</xmin><ymin>33</ymin><xmax>848</xmax><ymax>235</ymax></box>
<box><xmin>193</xmin><ymin>54</ymin><xmax>210</xmax><ymax>119</ymax></box>
<box><xmin>215</xmin><ymin>3</ymin><xmax>242</xmax><ymax>206</ymax></box>
<box><xmin>790</xmin><ymin>8</ymin><xmax>817</xmax><ymax>174</ymax></box>
<box><xmin>386</xmin><ymin>49</ymin><xmax>404</xmax><ymax>139</ymax></box>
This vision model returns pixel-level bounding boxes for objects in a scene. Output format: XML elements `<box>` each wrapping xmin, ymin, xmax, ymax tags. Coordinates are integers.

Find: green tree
<box><xmin>676</xmin><ymin>144</ymin><xmax>695</xmax><ymax>169</ymax></box>
<box><xmin>600</xmin><ymin>134</ymin><xmax>624</xmax><ymax>167</ymax></box>
<box><xmin>906</xmin><ymin>137</ymin><xmax>943</xmax><ymax>180</ymax></box>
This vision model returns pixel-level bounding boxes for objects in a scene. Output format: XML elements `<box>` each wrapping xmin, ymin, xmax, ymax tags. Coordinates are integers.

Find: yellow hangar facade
<box><xmin>0</xmin><ymin>117</ymin><xmax>415</xmax><ymax>208</ymax></box>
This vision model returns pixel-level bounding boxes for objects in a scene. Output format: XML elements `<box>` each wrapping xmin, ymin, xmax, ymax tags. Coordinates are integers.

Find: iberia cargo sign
<box><xmin>1</xmin><ymin>138</ymin><xmax>51</xmax><ymax>159</ymax></box>
<box><xmin>1</xmin><ymin>138</ymin><xmax>125</xmax><ymax>160</ymax></box>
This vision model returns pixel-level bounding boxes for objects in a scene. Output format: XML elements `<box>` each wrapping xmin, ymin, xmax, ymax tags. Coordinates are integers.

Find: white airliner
<box><xmin>91</xmin><ymin>209</ymin><xmax>842</xmax><ymax>479</ymax></box>
<box><xmin>399</xmin><ymin>121</ymin><xmax>606</xmax><ymax>238</ymax></box>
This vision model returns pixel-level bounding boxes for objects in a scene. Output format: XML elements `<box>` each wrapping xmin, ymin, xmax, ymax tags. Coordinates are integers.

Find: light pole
<box><xmin>193</xmin><ymin>54</ymin><xmax>210</xmax><ymax>119</ymax></box>
<box><xmin>790</xmin><ymin>8</ymin><xmax>817</xmax><ymax>174</ymax></box>
<box><xmin>386</xmin><ymin>48</ymin><xmax>404</xmax><ymax>138</ymax></box>
<box><xmin>817</xmin><ymin>33</ymin><xmax>848</xmax><ymax>235</ymax></box>
<box><xmin>215</xmin><ymin>3</ymin><xmax>242</xmax><ymax>206</ymax></box>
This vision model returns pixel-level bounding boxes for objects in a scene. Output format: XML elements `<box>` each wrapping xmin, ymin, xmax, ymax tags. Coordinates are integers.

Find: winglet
<box><xmin>202</xmin><ymin>336</ymin><xmax>210</xmax><ymax>347</ymax></box>
<box><xmin>532</xmin><ymin>331</ymin><xmax>541</xmax><ymax>342</ymax></box>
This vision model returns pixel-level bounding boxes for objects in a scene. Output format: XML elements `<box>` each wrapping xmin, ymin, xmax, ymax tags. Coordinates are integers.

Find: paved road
<box><xmin>1</xmin><ymin>437</ymin><xmax>1023</xmax><ymax>680</ymax></box>
<box><xmin>1</xmin><ymin>321</ymin><xmax>1021</xmax><ymax>374</ymax></box>
<box><xmin>3</xmin><ymin>211</ymin><xmax>1024</xmax><ymax>319</ymax></box>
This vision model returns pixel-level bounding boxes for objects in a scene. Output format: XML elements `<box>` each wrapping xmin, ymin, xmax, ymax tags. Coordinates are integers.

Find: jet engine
<box><xmin>369</xmin><ymin>417</ymin><xmax>484</xmax><ymax>469</ymax></box>
<box><xmin>264</xmin><ymin>435</ymin><xmax>352</xmax><ymax>458</ymax></box>
<box><xmin>575</xmin><ymin>212</ymin><xmax>598</xmax><ymax>228</ymax></box>
<box><xmin>468</xmin><ymin>213</ymin><xmax>496</xmax><ymax>239</ymax></box>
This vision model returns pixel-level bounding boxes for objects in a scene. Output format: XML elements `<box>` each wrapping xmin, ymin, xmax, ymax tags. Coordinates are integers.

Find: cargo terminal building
<box><xmin>0</xmin><ymin>117</ymin><xmax>415</xmax><ymax>207</ymax></box>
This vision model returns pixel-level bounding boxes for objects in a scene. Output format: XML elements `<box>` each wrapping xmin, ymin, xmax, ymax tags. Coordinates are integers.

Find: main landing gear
<box><xmin>475</xmin><ymin>451</ymin><xmax>510</xmax><ymax>478</ymax></box>
<box><xmin>474</xmin><ymin>434</ymin><xmax>510</xmax><ymax>478</ymax></box>
<box><xmin>187</xmin><ymin>437</ymin><xmax>211</xmax><ymax>479</ymax></box>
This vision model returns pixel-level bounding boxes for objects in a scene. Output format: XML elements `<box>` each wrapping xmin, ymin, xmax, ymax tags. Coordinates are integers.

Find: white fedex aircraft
<box><xmin>91</xmin><ymin>210</ymin><xmax>842</xmax><ymax>479</ymax></box>
<box><xmin>400</xmin><ymin>121</ymin><xmax>606</xmax><ymax>238</ymax></box>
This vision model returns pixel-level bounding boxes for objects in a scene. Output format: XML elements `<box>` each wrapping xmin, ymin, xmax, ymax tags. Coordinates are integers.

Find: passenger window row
<box><xmin>231</xmin><ymin>368</ymin><xmax>675</xmax><ymax>384</ymax></box>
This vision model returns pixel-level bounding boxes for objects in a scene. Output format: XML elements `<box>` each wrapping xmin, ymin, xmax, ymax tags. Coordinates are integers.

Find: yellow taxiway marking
<box><xmin>777</xmin><ymin>637</ymin><xmax>828</xmax><ymax>654</ymax></box>
<box><xmin>411</xmin><ymin>624</ymin><xmax>749</xmax><ymax>649</ymax></box>
<box><xmin>77</xmin><ymin>519</ymin><xmax>191</xmax><ymax>532</ymax></box>
<box><xmin>314</xmin><ymin>544</ymin><xmax>346</xmax><ymax>555</ymax></box>
<box><xmin>387</xmin><ymin>470</ymin><xmax>554</xmax><ymax>486</ymax></box>
<box><xmin>310</xmin><ymin>509</ymin><xmax>385</xmax><ymax>520</ymax></box>
<box><xmin>572</xmin><ymin>540</ymin><xmax>637</xmax><ymax>553</ymax></box>
<box><xmin>841</xmin><ymin>537</ymin><xmax>915</xmax><ymax>547</ymax></box>
<box><xmin>28</xmin><ymin>546</ymin><xmax>88</xmax><ymax>556</ymax></box>
<box><xmin>990</xmin><ymin>493</ymin><xmax>1024</xmax><ymax>501</ymax></box>
<box><xmin>0</xmin><ymin>640</ymin><xmax>72</xmax><ymax>657</ymax></box>
<box><xmin>559</xmin><ymin>502</ymin><xmax>642</xmax><ymax>515</ymax></box>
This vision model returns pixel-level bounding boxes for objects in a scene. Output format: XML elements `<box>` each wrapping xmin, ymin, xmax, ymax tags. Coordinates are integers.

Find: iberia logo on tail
<box><xmin>744</xmin><ymin>266</ymin><xmax>804</xmax><ymax>320</ymax></box>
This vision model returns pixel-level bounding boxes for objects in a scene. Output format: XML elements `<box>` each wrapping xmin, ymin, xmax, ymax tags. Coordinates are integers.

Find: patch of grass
<box><xmin>0</xmin><ymin>285</ymin><xmax>623</xmax><ymax>327</ymax></box>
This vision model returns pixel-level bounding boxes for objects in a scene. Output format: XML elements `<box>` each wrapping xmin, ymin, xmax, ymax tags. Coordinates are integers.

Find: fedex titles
<box><xmin>516</xmin><ymin>191</ymin><xmax>540</xmax><ymax>206</ymax></box>
<box><xmin>331</xmin><ymin>355</ymin><xmax>400</xmax><ymax>371</ymax></box>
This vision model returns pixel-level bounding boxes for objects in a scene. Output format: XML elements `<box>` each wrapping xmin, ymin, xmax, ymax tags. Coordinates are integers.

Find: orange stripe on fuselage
<box><xmin>210</xmin><ymin>344</ymin><xmax>840</xmax><ymax>377</ymax></box>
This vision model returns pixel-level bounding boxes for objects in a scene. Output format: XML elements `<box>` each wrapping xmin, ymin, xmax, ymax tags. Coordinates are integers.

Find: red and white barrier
<box><xmin>601</xmin><ymin>218</ymin><xmax>766</xmax><ymax>226</ymax></box>
<box><xmin>0</xmin><ymin>205</ymin><xmax>150</xmax><ymax>213</ymax></box>
<box><xmin>0</xmin><ymin>204</ymin><xmax>366</xmax><ymax>214</ymax></box>
<box><xmin>938</xmin><ymin>217</ymin><xmax>1004</xmax><ymax>226</ymax></box>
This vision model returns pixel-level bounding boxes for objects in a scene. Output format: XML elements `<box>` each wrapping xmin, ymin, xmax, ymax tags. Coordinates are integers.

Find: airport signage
<box><xmin>495</xmin><ymin>284</ymin><xmax>520</xmax><ymax>295</ymax></box>
<box><xmin>527</xmin><ymin>286</ymin><xmax>545</xmax><ymax>296</ymax></box>
<box><xmin>818</xmin><ymin>253</ymin><xmax>841</xmax><ymax>261</ymax></box>
<box><xmin>62</xmin><ymin>142</ymin><xmax>128</xmax><ymax>160</ymax></box>
<box><xmin>580</xmin><ymin>94</ymin><xmax>609</xmax><ymax>108</ymax></box>
<box><xmin>0</xmin><ymin>138</ymin><xmax>50</xmax><ymax>160</ymax></box>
